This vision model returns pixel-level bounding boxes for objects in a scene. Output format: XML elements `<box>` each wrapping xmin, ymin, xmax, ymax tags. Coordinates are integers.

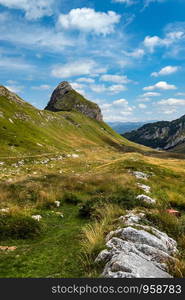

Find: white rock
<box><xmin>136</xmin><ymin>194</ymin><xmax>156</xmax><ymax>204</ymax></box>
<box><xmin>137</xmin><ymin>183</ymin><xmax>151</xmax><ymax>193</ymax></box>
<box><xmin>72</xmin><ymin>154</ymin><xmax>79</xmax><ymax>158</ymax></box>
<box><xmin>0</xmin><ymin>208</ymin><xmax>10</xmax><ymax>213</ymax></box>
<box><xmin>119</xmin><ymin>212</ymin><xmax>145</xmax><ymax>226</ymax></box>
<box><xmin>133</xmin><ymin>171</ymin><xmax>149</xmax><ymax>180</ymax></box>
<box><xmin>31</xmin><ymin>215</ymin><xmax>42</xmax><ymax>221</ymax></box>
<box><xmin>54</xmin><ymin>201</ymin><xmax>60</xmax><ymax>208</ymax></box>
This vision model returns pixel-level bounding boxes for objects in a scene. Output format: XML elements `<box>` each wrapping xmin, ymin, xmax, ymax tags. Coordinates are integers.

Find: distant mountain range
<box><xmin>123</xmin><ymin>115</ymin><xmax>185</xmax><ymax>153</ymax></box>
<box><xmin>108</xmin><ymin>121</ymin><xmax>158</xmax><ymax>134</ymax></box>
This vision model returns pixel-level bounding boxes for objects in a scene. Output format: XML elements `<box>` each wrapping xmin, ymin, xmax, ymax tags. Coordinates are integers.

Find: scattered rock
<box><xmin>137</xmin><ymin>183</ymin><xmax>151</xmax><ymax>193</ymax></box>
<box><xmin>119</xmin><ymin>212</ymin><xmax>145</xmax><ymax>226</ymax></box>
<box><xmin>54</xmin><ymin>201</ymin><xmax>60</xmax><ymax>208</ymax></box>
<box><xmin>31</xmin><ymin>215</ymin><xmax>42</xmax><ymax>221</ymax></box>
<box><xmin>0</xmin><ymin>208</ymin><xmax>10</xmax><ymax>213</ymax></box>
<box><xmin>136</xmin><ymin>194</ymin><xmax>156</xmax><ymax>204</ymax></box>
<box><xmin>71</xmin><ymin>154</ymin><xmax>79</xmax><ymax>158</ymax></box>
<box><xmin>133</xmin><ymin>171</ymin><xmax>149</xmax><ymax>180</ymax></box>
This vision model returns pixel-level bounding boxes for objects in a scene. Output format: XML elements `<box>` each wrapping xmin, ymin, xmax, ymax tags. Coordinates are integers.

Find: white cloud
<box><xmin>113</xmin><ymin>0</ymin><xmax>136</xmax><ymax>5</ymax></box>
<box><xmin>151</xmin><ymin>66</ymin><xmax>179</xmax><ymax>77</ymax></box>
<box><xmin>144</xmin><ymin>0</ymin><xmax>166</xmax><ymax>7</ymax></box>
<box><xmin>51</xmin><ymin>60</ymin><xmax>106</xmax><ymax>78</ymax></box>
<box><xmin>163</xmin><ymin>109</ymin><xmax>177</xmax><ymax>114</ymax></box>
<box><xmin>58</xmin><ymin>8</ymin><xmax>120</xmax><ymax>35</ymax></box>
<box><xmin>138</xmin><ymin>103</ymin><xmax>147</xmax><ymax>109</ymax></box>
<box><xmin>100</xmin><ymin>98</ymin><xmax>134</xmax><ymax>121</ymax></box>
<box><xmin>0</xmin><ymin>55</ymin><xmax>34</xmax><ymax>71</ymax></box>
<box><xmin>143</xmin><ymin>31</ymin><xmax>184</xmax><ymax>53</ymax></box>
<box><xmin>113</xmin><ymin>98</ymin><xmax>128</xmax><ymax>105</ymax></box>
<box><xmin>0</xmin><ymin>0</ymin><xmax>54</xmax><ymax>20</ymax></box>
<box><xmin>141</xmin><ymin>92</ymin><xmax>161</xmax><ymax>97</ymax></box>
<box><xmin>143</xmin><ymin>81</ymin><xmax>177</xmax><ymax>91</ymax></box>
<box><xmin>0</xmin><ymin>15</ymin><xmax>73</xmax><ymax>52</ymax></box>
<box><xmin>159</xmin><ymin>98</ymin><xmax>185</xmax><ymax>106</ymax></box>
<box><xmin>100</xmin><ymin>74</ymin><xmax>131</xmax><ymax>84</ymax></box>
<box><xmin>90</xmin><ymin>84</ymin><xmax>126</xmax><ymax>94</ymax></box>
<box><xmin>76</xmin><ymin>78</ymin><xmax>95</xmax><ymax>83</ymax></box>
<box><xmin>124</xmin><ymin>48</ymin><xmax>145</xmax><ymax>58</ymax></box>
<box><xmin>32</xmin><ymin>84</ymin><xmax>51</xmax><ymax>90</ymax></box>
<box><xmin>108</xmin><ymin>84</ymin><xmax>127</xmax><ymax>93</ymax></box>
<box><xmin>176</xmin><ymin>92</ymin><xmax>185</xmax><ymax>96</ymax></box>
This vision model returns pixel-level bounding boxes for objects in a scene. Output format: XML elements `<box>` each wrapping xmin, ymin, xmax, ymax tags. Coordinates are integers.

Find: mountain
<box><xmin>0</xmin><ymin>84</ymin><xmax>148</xmax><ymax>157</ymax></box>
<box><xmin>123</xmin><ymin>115</ymin><xmax>185</xmax><ymax>152</ymax></box>
<box><xmin>45</xmin><ymin>81</ymin><xmax>103</xmax><ymax>121</ymax></box>
<box><xmin>108</xmin><ymin>121</ymin><xmax>156</xmax><ymax>134</ymax></box>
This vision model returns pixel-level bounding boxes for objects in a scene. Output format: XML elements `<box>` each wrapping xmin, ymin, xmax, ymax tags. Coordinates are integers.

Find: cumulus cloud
<box><xmin>58</xmin><ymin>8</ymin><xmax>121</xmax><ymax>35</ymax></box>
<box><xmin>138</xmin><ymin>103</ymin><xmax>147</xmax><ymax>109</ymax></box>
<box><xmin>0</xmin><ymin>0</ymin><xmax>54</xmax><ymax>20</ymax></box>
<box><xmin>143</xmin><ymin>81</ymin><xmax>177</xmax><ymax>91</ymax></box>
<box><xmin>51</xmin><ymin>60</ymin><xmax>106</xmax><ymax>78</ymax></box>
<box><xmin>158</xmin><ymin>98</ymin><xmax>185</xmax><ymax>105</ymax></box>
<box><xmin>151</xmin><ymin>66</ymin><xmax>180</xmax><ymax>77</ymax></box>
<box><xmin>100</xmin><ymin>98</ymin><xmax>134</xmax><ymax>121</ymax></box>
<box><xmin>100</xmin><ymin>74</ymin><xmax>131</xmax><ymax>84</ymax></box>
<box><xmin>143</xmin><ymin>31</ymin><xmax>184</xmax><ymax>53</ymax></box>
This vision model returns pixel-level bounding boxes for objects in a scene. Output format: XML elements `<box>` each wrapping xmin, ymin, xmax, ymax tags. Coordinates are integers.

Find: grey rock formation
<box><xmin>136</xmin><ymin>194</ymin><xmax>156</xmax><ymax>204</ymax></box>
<box><xmin>95</xmin><ymin>212</ymin><xmax>178</xmax><ymax>278</ymax></box>
<box><xmin>45</xmin><ymin>81</ymin><xmax>103</xmax><ymax>121</ymax></box>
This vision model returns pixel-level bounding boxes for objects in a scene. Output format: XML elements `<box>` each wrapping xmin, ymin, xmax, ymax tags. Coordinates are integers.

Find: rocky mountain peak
<box><xmin>45</xmin><ymin>81</ymin><xmax>103</xmax><ymax>121</ymax></box>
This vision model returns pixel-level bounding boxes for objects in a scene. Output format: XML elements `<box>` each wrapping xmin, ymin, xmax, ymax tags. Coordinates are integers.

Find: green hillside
<box><xmin>0</xmin><ymin>86</ymin><xmax>149</xmax><ymax>157</ymax></box>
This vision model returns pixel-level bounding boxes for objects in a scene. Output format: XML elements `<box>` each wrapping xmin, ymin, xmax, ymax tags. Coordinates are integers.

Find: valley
<box><xmin>0</xmin><ymin>84</ymin><xmax>185</xmax><ymax>278</ymax></box>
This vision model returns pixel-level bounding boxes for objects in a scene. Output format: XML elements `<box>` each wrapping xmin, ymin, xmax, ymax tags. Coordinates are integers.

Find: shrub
<box><xmin>0</xmin><ymin>214</ymin><xmax>42</xmax><ymax>240</ymax></box>
<box><xmin>63</xmin><ymin>192</ymin><xmax>82</xmax><ymax>205</ymax></box>
<box><xmin>107</xmin><ymin>188</ymin><xmax>140</xmax><ymax>209</ymax></box>
<box><xmin>79</xmin><ymin>199</ymin><xmax>99</xmax><ymax>218</ymax></box>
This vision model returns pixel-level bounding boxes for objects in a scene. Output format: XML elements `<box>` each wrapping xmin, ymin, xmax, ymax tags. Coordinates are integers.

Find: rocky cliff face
<box><xmin>45</xmin><ymin>81</ymin><xmax>103</xmax><ymax>121</ymax></box>
<box><xmin>123</xmin><ymin>115</ymin><xmax>185</xmax><ymax>152</ymax></box>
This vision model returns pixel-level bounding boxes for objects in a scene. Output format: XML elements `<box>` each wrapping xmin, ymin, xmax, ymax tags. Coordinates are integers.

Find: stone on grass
<box><xmin>136</xmin><ymin>194</ymin><xmax>156</xmax><ymax>204</ymax></box>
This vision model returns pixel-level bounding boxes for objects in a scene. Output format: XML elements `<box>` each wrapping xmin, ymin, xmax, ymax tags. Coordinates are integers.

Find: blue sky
<box><xmin>0</xmin><ymin>0</ymin><xmax>185</xmax><ymax>122</ymax></box>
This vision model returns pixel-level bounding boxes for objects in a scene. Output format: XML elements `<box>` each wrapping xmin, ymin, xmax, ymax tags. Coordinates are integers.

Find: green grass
<box><xmin>0</xmin><ymin>204</ymin><xmax>87</xmax><ymax>278</ymax></box>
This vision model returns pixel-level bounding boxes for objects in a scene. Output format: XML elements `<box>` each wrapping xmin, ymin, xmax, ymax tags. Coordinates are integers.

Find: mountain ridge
<box><xmin>123</xmin><ymin>114</ymin><xmax>185</xmax><ymax>153</ymax></box>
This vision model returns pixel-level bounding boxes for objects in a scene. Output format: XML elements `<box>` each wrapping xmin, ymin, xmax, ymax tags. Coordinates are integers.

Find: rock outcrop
<box><xmin>96</xmin><ymin>211</ymin><xmax>178</xmax><ymax>278</ymax></box>
<box><xmin>123</xmin><ymin>115</ymin><xmax>185</xmax><ymax>153</ymax></box>
<box><xmin>0</xmin><ymin>86</ymin><xmax>23</xmax><ymax>104</ymax></box>
<box><xmin>45</xmin><ymin>81</ymin><xmax>103</xmax><ymax>121</ymax></box>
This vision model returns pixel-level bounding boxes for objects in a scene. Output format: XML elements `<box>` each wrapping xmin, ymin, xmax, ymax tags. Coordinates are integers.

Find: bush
<box><xmin>79</xmin><ymin>199</ymin><xmax>99</xmax><ymax>218</ymax></box>
<box><xmin>107</xmin><ymin>188</ymin><xmax>141</xmax><ymax>209</ymax></box>
<box><xmin>63</xmin><ymin>192</ymin><xmax>82</xmax><ymax>205</ymax></box>
<box><xmin>0</xmin><ymin>214</ymin><xmax>42</xmax><ymax>240</ymax></box>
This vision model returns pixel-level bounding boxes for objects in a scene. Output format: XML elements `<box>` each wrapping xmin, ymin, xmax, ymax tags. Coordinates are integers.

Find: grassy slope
<box><xmin>0</xmin><ymin>92</ymin><xmax>149</xmax><ymax>157</ymax></box>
